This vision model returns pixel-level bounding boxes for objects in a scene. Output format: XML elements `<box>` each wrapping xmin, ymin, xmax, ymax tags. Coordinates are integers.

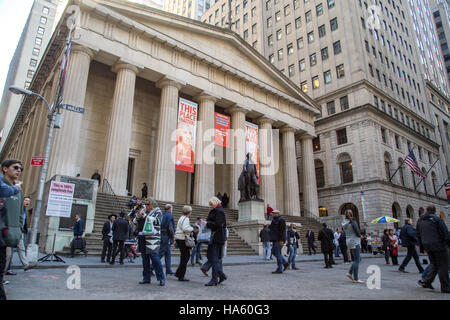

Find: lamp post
<box><xmin>8</xmin><ymin>85</ymin><xmax>57</xmax><ymax>262</ymax></box>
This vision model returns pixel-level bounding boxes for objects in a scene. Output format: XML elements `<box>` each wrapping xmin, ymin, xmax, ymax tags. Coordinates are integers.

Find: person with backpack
<box><xmin>416</xmin><ymin>205</ymin><xmax>450</xmax><ymax>293</ymax></box>
<box><xmin>398</xmin><ymin>218</ymin><xmax>424</xmax><ymax>274</ymax></box>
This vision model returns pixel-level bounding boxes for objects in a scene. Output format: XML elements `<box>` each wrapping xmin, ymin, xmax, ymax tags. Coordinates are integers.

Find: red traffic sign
<box><xmin>31</xmin><ymin>157</ymin><xmax>44</xmax><ymax>166</ymax></box>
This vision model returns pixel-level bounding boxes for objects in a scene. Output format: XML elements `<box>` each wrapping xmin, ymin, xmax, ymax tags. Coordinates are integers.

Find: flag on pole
<box><xmin>56</xmin><ymin>30</ymin><xmax>73</xmax><ymax>108</ymax></box>
<box><xmin>404</xmin><ymin>151</ymin><xmax>425</xmax><ymax>178</ymax></box>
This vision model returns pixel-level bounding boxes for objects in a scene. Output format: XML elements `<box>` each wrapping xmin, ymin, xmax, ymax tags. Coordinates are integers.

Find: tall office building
<box><xmin>431</xmin><ymin>0</ymin><xmax>450</xmax><ymax>87</ymax></box>
<box><xmin>0</xmin><ymin>0</ymin><xmax>59</xmax><ymax>151</ymax></box>
<box><xmin>202</xmin><ymin>0</ymin><xmax>449</xmax><ymax>227</ymax></box>
<box><xmin>164</xmin><ymin>0</ymin><xmax>216</xmax><ymax>20</ymax></box>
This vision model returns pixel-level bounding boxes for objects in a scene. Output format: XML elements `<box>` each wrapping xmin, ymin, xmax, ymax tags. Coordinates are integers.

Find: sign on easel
<box><xmin>46</xmin><ymin>181</ymin><xmax>75</xmax><ymax>218</ymax></box>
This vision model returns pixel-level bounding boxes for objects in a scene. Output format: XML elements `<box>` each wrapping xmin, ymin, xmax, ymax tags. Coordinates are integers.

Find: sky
<box><xmin>0</xmin><ymin>0</ymin><xmax>35</xmax><ymax>102</ymax></box>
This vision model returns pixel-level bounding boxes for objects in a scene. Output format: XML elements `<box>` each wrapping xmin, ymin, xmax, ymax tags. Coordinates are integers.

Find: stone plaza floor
<box><xmin>5</xmin><ymin>252</ymin><xmax>450</xmax><ymax>300</ymax></box>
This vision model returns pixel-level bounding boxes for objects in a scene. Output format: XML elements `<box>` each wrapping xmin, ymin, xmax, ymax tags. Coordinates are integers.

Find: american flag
<box><xmin>404</xmin><ymin>151</ymin><xmax>426</xmax><ymax>178</ymax></box>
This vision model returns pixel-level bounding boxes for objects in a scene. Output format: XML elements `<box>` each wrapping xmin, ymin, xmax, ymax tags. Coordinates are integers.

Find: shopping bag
<box><xmin>142</xmin><ymin>215</ymin><xmax>157</xmax><ymax>236</ymax></box>
<box><xmin>197</xmin><ymin>227</ymin><xmax>212</xmax><ymax>243</ymax></box>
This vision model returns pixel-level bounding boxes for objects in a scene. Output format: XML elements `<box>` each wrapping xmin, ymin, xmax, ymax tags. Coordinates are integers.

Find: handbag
<box><xmin>185</xmin><ymin>235</ymin><xmax>195</xmax><ymax>248</ymax></box>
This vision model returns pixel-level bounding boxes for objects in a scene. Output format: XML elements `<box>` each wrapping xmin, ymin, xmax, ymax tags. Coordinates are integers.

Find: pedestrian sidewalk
<box><xmin>11</xmin><ymin>251</ymin><xmax>417</xmax><ymax>270</ymax></box>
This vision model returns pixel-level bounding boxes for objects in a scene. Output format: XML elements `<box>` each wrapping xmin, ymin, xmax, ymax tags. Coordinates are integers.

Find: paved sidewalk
<box><xmin>10</xmin><ymin>250</ymin><xmax>416</xmax><ymax>270</ymax></box>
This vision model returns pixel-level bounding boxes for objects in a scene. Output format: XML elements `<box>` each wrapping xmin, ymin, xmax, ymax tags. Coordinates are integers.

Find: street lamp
<box><xmin>9</xmin><ymin>84</ymin><xmax>57</xmax><ymax>262</ymax></box>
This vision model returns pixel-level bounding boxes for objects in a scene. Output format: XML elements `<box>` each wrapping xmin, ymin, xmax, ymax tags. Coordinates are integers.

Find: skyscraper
<box><xmin>164</xmin><ymin>0</ymin><xmax>216</xmax><ymax>20</ymax></box>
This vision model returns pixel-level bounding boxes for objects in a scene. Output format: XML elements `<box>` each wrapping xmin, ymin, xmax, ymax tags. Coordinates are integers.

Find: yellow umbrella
<box><xmin>371</xmin><ymin>216</ymin><xmax>399</xmax><ymax>224</ymax></box>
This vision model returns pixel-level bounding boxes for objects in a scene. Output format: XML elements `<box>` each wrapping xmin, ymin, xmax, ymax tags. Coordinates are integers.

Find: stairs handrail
<box><xmin>101</xmin><ymin>179</ymin><xmax>127</xmax><ymax>215</ymax></box>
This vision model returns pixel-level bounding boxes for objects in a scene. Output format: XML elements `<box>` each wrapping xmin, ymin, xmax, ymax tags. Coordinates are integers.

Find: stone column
<box><xmin>281</xmin><ymin>126</ymin><xmax>301</xmax><ymax>216</ymax></box>
<box><xmin>102</xmin><ymin>62</ymin><xmax>138</xmax><ymax>195</ymax></box>
<box><xmin>228</xmin><ymin>106</ymin><xmax>248</xmax><ymax>209</ymax></box>
<box><xmin>48</xmin><ymin>45</ymin><xmax>94</xmax><ymax>177</ymax></box>
<box><xmin>255</xmin><ymin>117</ymin><xmax>276</xmax><ymax>210</ymax></box>
<box><xmin>193</xmin><ymin>93</ymin><xmax>217</xmax><ymax>206</ymax></box>
<box><xmin>300</xmin><ymin>134</ymin><xmax>319</xmax><ymax>217</ymax></box>
<box><xmin>153</xmin><ymin>78</ymin><xmax>183</xmax><ymax>202</ymax></box>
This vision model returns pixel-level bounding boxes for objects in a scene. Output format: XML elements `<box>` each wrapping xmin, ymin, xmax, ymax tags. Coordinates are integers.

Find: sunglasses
<box><xmin>12</xmin><ymin>165</ymin><xmax>23</xmax><ymax>172</ymax></box>
<box><xmin>145</xmin><ymin>203</ymin><xmax>150</xmax><ymax>206</ymax></box>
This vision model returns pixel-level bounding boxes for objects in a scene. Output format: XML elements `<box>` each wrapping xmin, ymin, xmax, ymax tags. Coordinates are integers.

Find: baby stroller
<box><xmin>124</xmin><ymin>238</ymin><xmax>138</xmax><ymax>263</ymax></box>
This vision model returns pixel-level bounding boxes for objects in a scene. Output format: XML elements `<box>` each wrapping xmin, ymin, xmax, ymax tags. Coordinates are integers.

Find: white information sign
<box><xmin>46</xmin><ymin>181</ymin><xmax>75</xmax><ymax>218</ymax></box>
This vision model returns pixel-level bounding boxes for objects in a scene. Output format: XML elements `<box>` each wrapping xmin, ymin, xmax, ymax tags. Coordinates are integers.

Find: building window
<box><xmin>301</xmin><ymin>81</ymin><xmax>308</xmax><ymax>93</ymax></box>
<box><xmin>27</xmin><ymin>69</ymin><xmax>34</xmax><ymax>78</ymax></box>
<box><xmin>338</xmin><ymin>155</ymin><xmax>353</xmax><ymax>184</ymax></box>
<box><xmin>381</xmin><ymin>128</ymin><xmax>387</xmax><ymax>143</ymax></box>
<box><xmin>318</xmin><ymin>24</ymin><xmax>326</xmax><ymax>38</ymax></box>
<box><xmin>384</xmin><ymin>154</ymin><xmax>392</xmax><ymax>180</ymax></box>
<box><xmin>278</xmin><ymin>48</ymin><xmax>283</xmax><ymax>60</ymax></box>
<box><xmin>337</xmin><ymin>128</ymin><xmax>347</xmax><ymax>145</ymax></box>
<box><xmin>395</xmin><ymin>135</ymin><xmax>400</xmax><ymax>149</ymax></box>
<box><xmin>30</xmin><ymin>58</ymin><xmax>37</xmax><ymax>67</ymax></box>
<box><xmin>294</xmin><ymin>0</ymin><xmax>299</xmax><ymax>10</ymax></box>
<box><xmin>330</xmin><ymin>18</ymin><xmax>338</xmax><ymax>31</ymax></box>
<box><xmin>24</xmin><ymin>81</ymin><xmax>31</xmax><ymax>89</ymax></box>
<box><xmin>323</xmin><ymin>70</ymin><xmax>332</xmax><ymax>84</ymax></box>
<box><xmin>306</xmin><ymin>10</ymin><xmax>312</xmax><ymax>23</ymax></box>
<box><xmin>243</xmin><ymin>13</ymin><xmax>249</xmax><ymax>24</ymax></box>
<box><xmin>315</xmin><ymin>160</ymin><xmax>325</xmax><ymax>188</ymax></box>
<box><xmin>310</xmin><ymin>53</ymin><xmax>317</xmax><ymax>66</ymax></box>
<box><xmin>299</xmin><ymin>59</ymin><xmax>306</xmax><ymax>71</ymax></box>
<box><xmin>313</xmin><ymin>137</ymin><xmax>321</xmax><ymax>151</ymax></box>
<box><xmin>327</xmin><ymin>101</ymin><xmax>335</xmax><ymax>115</ymax></box>
<box><xmin>275</xmin><ymin>11</ymin><xmax>281</xmax><ymax>22</ymax></box>
<box><xmin>333</xmin><ymin>40</ymin><xmax>341</xmax><ymax>54</ymax></box>
<box><xmin>288</xmin><ymin>64</ymin><xmax>295</xmax><ymax>77</ymax></box>
<box><xmin>235</xmin><ymin>5</ymin><xmax>240</xmax><ymax>14</ymax></box>
<box><xmin>267</xmin><ymin>17</ymin><xmax>272</xmax><ymax>27</ymax></box>
<box><xmin>295</xmin><ymin>17</ymin><xmax>301</xmax><ymax>29</ymax></box>
<box><xmin>285</xmin><ymin>23</ymin><xmax>292</xmax><ymax>35</ymax></box>
<box><xmin>276</xmin><ymin>29</ymin><xmax>282</xmax><ymax>40</ymax></box>
<box><xmin>37</xmin><ymin>27</ymin><xmax>45</xmax><ymax>35</ymax></box>
<box><xmin>308</xmin><ymin>31</ymin><xmax>314</xmax><ymax>43</ymax></box>
<box><xmin>340</xmin><ymin>96</ymin><xmax>349</xmax><ymax>110</ymax></box>
<box><xmin>316</xmin><ymin>3</ymin><xmax>323</xmax><ymax>16</ymax></box>
<box><xmin>297</xmin><ymin>37</ymin><xmax>304</xmax><ymax>49</ymax></box>
<box><xmin>268</xmin><ymin>34</ymin><xmax>273</xmax><ymax>46</ymax></box>
<box><xmin>328</xmin><ymin>0</ymin><xmax>335</xmax><ymax>9</ymax></box>
<box><xmin>43</xmin><ymin>6</ymin><xmax>49</xmax><ymax>14</ymax></box>
<box><xmin>40</xmin><ymin>16</ymin><xmax>47</xmax><ymax>25</ymax></box>
<box><xmin>243</xmin><ymin>29</ymin><xmax>249</xmax><ymax>39</ymax></box>
<box><xmin>32</xmin><ymin>48</ymin><xmax>40</xmax><ymax>56</ymax></box>
<box><xmin>269</xmin><ymin>54</ymin><xmax>275</xmax><ymax>64</ymax></box>
<box><xmin>35</xmin><ymin>37</ymin><xmax>42</xmax><ymax>46</ymax></box>
<box><xmin>252</xmin><ymin>41</ymin><xmax>258</xmax><ymax>49</ymax></box>
<box><xmin>287</xmin><ymin>43</ymin><xmax>294</xmax><ymax>55</ymax></box>
<box><xmin>321</xmin><ymin>47</ymin><xmax>328</xmax><ymax>60</ymax></box>
<box><xmin>252</xmin><ymin>23</ymin><xmax>257</xmax><ymax>34</ymax></box>
<box><xmin>312</xmin><ymin>75</ymin><xmax>320</xmax><ymax>89</ymax></box>
<box><xmin>336</xmin><ymin>64</ymin><xmax>345</xmax><ymax>78</ymax></box>
<box><xmin>284</xmin><ymin>4</ymin><xmax>290</xmax><ymax>16</ymax></box>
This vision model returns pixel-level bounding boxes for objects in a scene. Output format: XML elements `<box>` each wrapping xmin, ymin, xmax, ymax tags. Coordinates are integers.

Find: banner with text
<box><xmin>46</xmin><ymin>181</ymin><xmax>75</xmax><ymax>218</ymax></box>
<box><xmin>176</xmin><ymin>98</ymin><xmax>198</xmax><ymax>173</ymax></box>
<box><xmin>214</xmin><ymin>112</ymin><xmax>231</xmax><ymax>148</ymax></box>
<box><xmin>245</xmin><ymin>122</ymin><xmax>259</xmax><ymax>183</ymax></box>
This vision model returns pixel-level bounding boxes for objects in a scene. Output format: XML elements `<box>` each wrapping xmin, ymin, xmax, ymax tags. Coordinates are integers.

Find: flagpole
<box><xmin>389</xmin><ymin>147</ymin><xmax>415</xmax><ymax>183</ymax></box>
<box><xmin>414</xmin><ymin>158</ymin><xmax>439</xmax><ymax>189</ymax></box>
<box><xmin>435</xmin><ymin>176</ymin><xmax>450</xmax><ymax>196</ymax></box>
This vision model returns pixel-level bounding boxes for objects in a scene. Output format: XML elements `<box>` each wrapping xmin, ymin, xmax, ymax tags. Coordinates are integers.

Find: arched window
<box><xmin>319</xmin><ymin>206</ymin><xmax>328</xmax><ymax>217</ymax></box>
<box><xmin>315</xmin><ymin>159</ymin><xmax>325</xmax><ymax>188</ymax></box>
<box><xmin>398</xmin><ymin>158</ymin><xmax>405</xmax><ymax>186</ymax></box>
<box><xmin>384</xmin><ymin>152</ymin><xmax>392</xmax><ymax>180</ymax></box>
<box><xmin>337</xmin><ymin>153</ymin><xmax>353</xmax><ymax>184</ymax></box>
<box><xmin>431</xmin><ymin>171</ymin><xmax>437</xmax><ymax>195</ymax></box>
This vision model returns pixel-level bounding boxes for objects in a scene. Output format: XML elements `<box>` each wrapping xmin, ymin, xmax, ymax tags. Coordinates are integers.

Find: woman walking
<box><xmin>204</xmin><ymin>196</ymin><xmax>227</xmax><ymax>286</ymax></box>
<box><xmin>342</xmin><ymin>210</ymin><xmax>363</xmax><ymax>284</ymax></box>
<box><xmin>174</xmin><ymin>205</ymin><xmax>194</xmax><ymax>281</ymax></box>
<box><xmin>382</xmin><ymin>229</ymin><xmax>391</xmax><ymax>265</ymax></box>
<box><xmin>388</xmin><ymin>229</ymin><xmax>399</xmax><ymax>266</ymax></box>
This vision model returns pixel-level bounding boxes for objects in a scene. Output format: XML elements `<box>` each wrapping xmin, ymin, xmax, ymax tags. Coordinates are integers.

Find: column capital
<box><xmin>298</xmin><ymin>133</ymin><xmax>316</xmax><ymax>140</ymax></box>
<box><xmin>279</xmin><ymin>125</ymin><xmax>296</xmax><ymax>134</ymax></box>
<box><xmin>227</xmin><ymin>105</ymin><xmax>249</xmax><ymax>115</ymax></box>
<box><xmin>194</xmin><ymin>92</ymin><xmax>219</xmax><ymax>104</ymax></box>
<box><xmin>156</xmin><ymin>77</ymin><xmax>184</xmax><ymax>90</ymax></box>
<box><xmin>71</xmin><ymin>44</ymin><xmax>95</xmax><ymax>60</ymax></box>
<box><xmin>254</xmin><ymin>116</ymin><xmax>274</xmax><ymax>126</ymax></box>
<box><xmin>112</xmin><ymin>61</ymin><xmax>139</xmax><ymax>75</ymax></box>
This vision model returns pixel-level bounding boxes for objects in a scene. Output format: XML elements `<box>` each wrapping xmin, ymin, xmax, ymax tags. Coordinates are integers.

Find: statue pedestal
<box><xmin>238</xmin><ymin>199</ymin><xmax>265</xmax><ymax>222</ymax></box>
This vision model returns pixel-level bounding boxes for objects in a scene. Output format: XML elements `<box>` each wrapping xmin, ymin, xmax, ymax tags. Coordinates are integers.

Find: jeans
<box><xmin>142</xmin><ymin>251</ymin><xmax>164</xmax><ymax>282</ymax></box>
<box><xmin>101</xmin><ymin>237</ymin><xmax>112</xmax><ymax>262</ymax></box>
<box><xmin>190</xmin><ymin>241</ymin><xmax>202</xmax><ymax>264</ymax></box>
<box><xmin>206</xmin><ymin>242</ymin><xmax>223</xmax><ymax>283</ymax></box>
<box><xmin>175</xmin><ymin>239</ymin><xmax>191</xmax><ymax>280</ymax></box>
<box><xmin>399</xmin><ymin>246</ymin><xmax>424</xmax><ymax>272</ymax></box>
<box><xmin>288</xmin><ymin>245</ymin><xmax>297</xmax><ymax>268</ymax></box>
<box><xmin>111</xmin><ymin>240</ymin><xmax>125</xmax><ymax>263</ymax></box>
<box><xmin>421</xmin><ymin>264</ymin><xmax>430</xmax><ymax>280</ymax></box>
<box><xmin>202</xmin><ymin>244</ymin><xmax>224</xmax><ymax>274</ymax></box>
<box><xmin>424</xmin><ymin>250</ymin><xmax>449</xmax><ymax>292</ymax></box>
<box><xmin>0</xmin><ymin>246</ymin><xmax>6</xmax><ymax>300</ymax></box>
<box><xmin>349</xmin><ymin>245</ymin><xmax>362</xmax><ymax>281</ymax></box>
<box><xmin>262</xmin><ymin>241</ymin><xmax>272</xmax><ymax>260</ymax></box>
<box><xmin>159</xmin><ymin>234</ymin><xmax>173</xmax><ymax>274</ymax></box>
<box><xmin>16</xmin><ymin>233</ymin><xmax>29</xmax><ymax>267</ymax></box>
<box><xmin>272</xmin><ymin>241</ymin><xmax>287</xmax><ymax>272</ymax></box>
<box><xmin>334</xmin><ymin>244</ymin><xmax>341</xmax><ymax>257</ymax></box>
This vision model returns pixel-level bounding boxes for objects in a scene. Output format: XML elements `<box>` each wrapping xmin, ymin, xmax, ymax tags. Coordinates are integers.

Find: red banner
<box><xmin>175</xmin><ymin>98</ymin><xmax>198</xmax><ymax>173</ymax></box>
<box><xmin>31</xmin><ymin>157</ymin><xmax>44</xmax><ymax>166</ymax></box>
<box><xmin>214</xmin><ymin>112</ymin><xmax>230</xmax><ymax>148</ymax></box>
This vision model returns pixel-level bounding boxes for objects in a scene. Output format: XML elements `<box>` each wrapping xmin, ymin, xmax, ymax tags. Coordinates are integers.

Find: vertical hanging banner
<box><xmin>176</xmin><ymin>98</ymin><xmax>198</xmax><ymax>173</ymax></box>
<box><xmin>214</xmin><ymin>112</ymin><xmax>231</xmax><ymax>147</ymax></box>
<box><xmin>245</xmin><ymin>122</ymin><xmax>259</xmax><ymax>183</ymax></box>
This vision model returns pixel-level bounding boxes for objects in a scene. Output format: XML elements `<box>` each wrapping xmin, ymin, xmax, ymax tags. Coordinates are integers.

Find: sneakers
<box><xmin>3</xmin><ymin>280</ymin><xmax>9</xmax><ymax>285</ymax></box>
<box><xmin>6</xmin><ymin>270</ymin><xmax>17</xmax><ymax>275</ymax></box>
<box><xmin>418</xmin><ymin>280</ymin><xmax>434</xmax><ymax>290</ymax></box>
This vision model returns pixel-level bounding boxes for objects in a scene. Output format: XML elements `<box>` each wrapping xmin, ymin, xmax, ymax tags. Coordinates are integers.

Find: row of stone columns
<box><xmin>47</xmin><ymin>44</ymin><xmax>319</xmax><ymax>217</ymax></box>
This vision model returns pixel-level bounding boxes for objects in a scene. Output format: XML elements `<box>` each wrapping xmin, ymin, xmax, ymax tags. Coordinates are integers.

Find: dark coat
<box><xmin>91</xmin><ymin>173</ymin><xmax>101</xmax><ymax>182</ymax></box>
<box><xmin>269</xmin><ymin>215</ymin><xmax>286</xmax><ymax>242</ymax></box>
<box><xmin>102</xmin><ymin>221</ymin><xmax>113</xmax><ymax>240</ymax></box>
<box><xmin>161</xmin><ymin>210</ymin><xmax>175</xmax><ymax>238</ymax></box>
<box><xmin>259</xmin><ymin>227</ymin><xmax>270</xmax><ymax>242</ymax></box>
<box><xmin>399</xmin><ymin>224</ymin><xmax>419</xmax><ymax>247</ymax></box>
<box><xmin>112</xmin><ymin>218</ymin><xmax>129</xmax><ymax>241</ymax></box>
<box><xmin>318</xmin><ymin>227</ymin><xmax>334</xmax><ymax>253</ymax></box>
<box><xmin>306</xmin><ymin>230</ymin><xmax>315</xmax><ymax>244</ymax></box>
<box><xmin>73</xmin><ymin>219</ymin><xmax>84</xmax><ymax>237</ymax></box>
<box><xmin>338</xmin><ymin>232</ymin><xmax>347</xmax><ymax>247</ymax></box>
<box><xmin>141</xmin><ymin>185</ymin><xmax>148</xmax><ymax>197</ymax></box>
<box><xmin>417</xmin><ymin>212</ymin><xmax>450</xmax><ymax>252</ymax></box>
<box><xmin>287</xmin><ymin>229</ymin><xmax>300</xmax><ymax>247</ymax></box>
<box><xmin>206</xmin><ymin>205</ymin><xmax>227</xmax><ymax>244</ymax></box>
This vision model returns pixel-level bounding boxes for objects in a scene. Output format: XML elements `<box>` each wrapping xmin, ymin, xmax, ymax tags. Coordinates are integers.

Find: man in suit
<box><xmin>101</xmin><ymin>214</ymin><xmax>116</xmax><ymax>263</ymax></box>
<box><xmin>70</xmin><ymin>214</ymin><xmax>87</xmax><ymax>257</ymax></box>
<box><xmin>318</xmin><ymin>223</ymin><xmax>335</xmax><ymax>268</ymax></box>
<box><xmin>306</xmin><ymin>229</ymin><xmax>316</xmax><ymax>255</ymax></box>
<box><xmin>110</xmin><ymin>212</ymin><xmax>129</xmax><ymax>265</ymax></box>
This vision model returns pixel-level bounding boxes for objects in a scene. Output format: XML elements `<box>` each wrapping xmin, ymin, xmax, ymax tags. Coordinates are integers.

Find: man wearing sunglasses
<box><xmin>0</xmin><ymin>159</ymin><xmax>25</xmax><ymax>299</ymax></box>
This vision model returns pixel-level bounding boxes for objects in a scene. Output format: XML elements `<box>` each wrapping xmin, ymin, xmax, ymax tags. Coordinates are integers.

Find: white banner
<box><xmin>46</xmin><ymin>181</ymin><xmax>75</xmax><ymax>218</ymax></box>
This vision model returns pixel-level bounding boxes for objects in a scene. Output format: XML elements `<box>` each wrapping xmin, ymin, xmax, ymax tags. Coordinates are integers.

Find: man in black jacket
<box><xmin>101</xmin><ymin>214</ymin><xmax>116</xmax><ymax>263</ymax></box>
<box><xmin>259</xmin><ymin>224</ymin><xmax>271</xmax><ymax>260</ymax></box>
<box><xmin>318</xmin><ymin>223</ymin><xmax>335</xmax><ymax>268</ymax></box>
<box><xmin>269</xmin><ymin>210</ymin><xmax>288</xmax><ymax>274</ymax></box>
<box><xmin>70</xmin><ymin>215</ymin><xmax>87</xmax><ymax>257</ymax></box>
<box><xmin>417</xmin><ymin>205</ymin><xmax>450</xmax><ymax>293</ymax></box>
<box><xmin>306</xmin><ymin>230</ymin><xmax>316</xmax><ymax>255</ymax></box>
<box><xmin>399</xmin><ymin>218</ymin><xmax>424</xmax><ymax>273</ymax></box>
<box><xmin>110</xmin><ymin>212</ymin><xmax>129</xmax><ymax>265</ymax></box>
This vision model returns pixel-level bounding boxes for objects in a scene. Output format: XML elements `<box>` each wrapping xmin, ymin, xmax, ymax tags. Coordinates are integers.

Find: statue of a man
<box><xmin>238</xmin><ymin>152</ymin><xmax>261</xmax><ymax>201</ymax></box>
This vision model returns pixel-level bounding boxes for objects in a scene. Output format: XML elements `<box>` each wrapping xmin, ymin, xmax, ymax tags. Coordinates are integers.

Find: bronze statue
<box><xmin>238</xmin><ymin>152</ymin><xmax>262</xmax><ymax>201</ymax></box>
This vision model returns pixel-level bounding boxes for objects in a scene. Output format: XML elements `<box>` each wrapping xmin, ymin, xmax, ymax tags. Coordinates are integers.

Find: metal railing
<box><xmin>101</xmin><ymin>179</ymin><xmax>127</xmax><ymax>214</ymax></box>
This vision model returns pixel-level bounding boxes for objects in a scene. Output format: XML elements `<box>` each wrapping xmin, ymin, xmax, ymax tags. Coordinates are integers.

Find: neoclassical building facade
<box><xmin>0</xmin><ymin>0</ymin><xmax>321</xmax><ymax>218</ymax></box>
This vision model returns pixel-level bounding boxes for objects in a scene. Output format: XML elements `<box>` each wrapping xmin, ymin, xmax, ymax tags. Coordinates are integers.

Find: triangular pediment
<box><xmin>84</xmin><ymin>0</ymin><xmax>320</xmax><ymax>114</ymax></box>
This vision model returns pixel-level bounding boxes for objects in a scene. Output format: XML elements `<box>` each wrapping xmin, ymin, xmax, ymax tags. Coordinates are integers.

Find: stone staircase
<box><xmin>283</xmin><ymin>216</ymin><xmax>323</xmax><ymax>253</ymax></box>
<box><xmin>58</xmin><ymin>193</ymin><xmax>257</xmax><ymax>257</ymax></box>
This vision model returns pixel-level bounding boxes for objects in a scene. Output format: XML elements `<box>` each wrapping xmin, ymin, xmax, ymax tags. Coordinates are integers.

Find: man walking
<box><xmin>398</xmin><ymin>218</ymin><xmax>424</xmax><ymax>273</ymax></box>
<box><xmin>286</xmin><ymin>224</ymin><xmax>300</xmax><ymax>270</ymax></box>
<box><xmin>417</xmin><ymin>205</ymin><xmax>450</xmax><ymax>293</ymax></box>
<box><xmin>269</xmin><ymin>210</ymin><xmax>288</xmax><ymax>274</ymax></box>
<box><xmin>334</xmin><ymin>229</ymin><xmax>341</xmax><ymax>258</ymax></box>
<box><xmin>14</xmin><ymin>197</ymin><xmax>35</xmax><ymax>271</ymax></box>
<box><xmin>159</xmin><ymin>204</ymin><xmax>175</xmax><ymax>275</ymax></box>
<box><xmin>110</xmin><ymin>212</ymin><xmax>129</xmax><ymax>265</ymax></box>
<box><xmin>338</xmin><ymin>229</ymin><xmax>349</xmax><ymax>264</ymax></box>
<box><xmin>259</xmin><ymin>224</ymin><xmax>272</xmax><ymax>260</ymax></box>
<box><xmin>306</xmin><ymin>229</ymin><xmax>316</xmax><ymax>255</ymax></box>
<box><xmin>318</xmin><ymin>223</ymin><xmax>335</xmax><ymax>268</ymax></box>
<box><xmin>101</xmin><ymin>214</ymin><xmax>116</xmax><ymax>263</ymax></box>
<box><xmin>70</xmin><ymin>214</ymin><xmax>87</xmax><ymax>257</ymax></box>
